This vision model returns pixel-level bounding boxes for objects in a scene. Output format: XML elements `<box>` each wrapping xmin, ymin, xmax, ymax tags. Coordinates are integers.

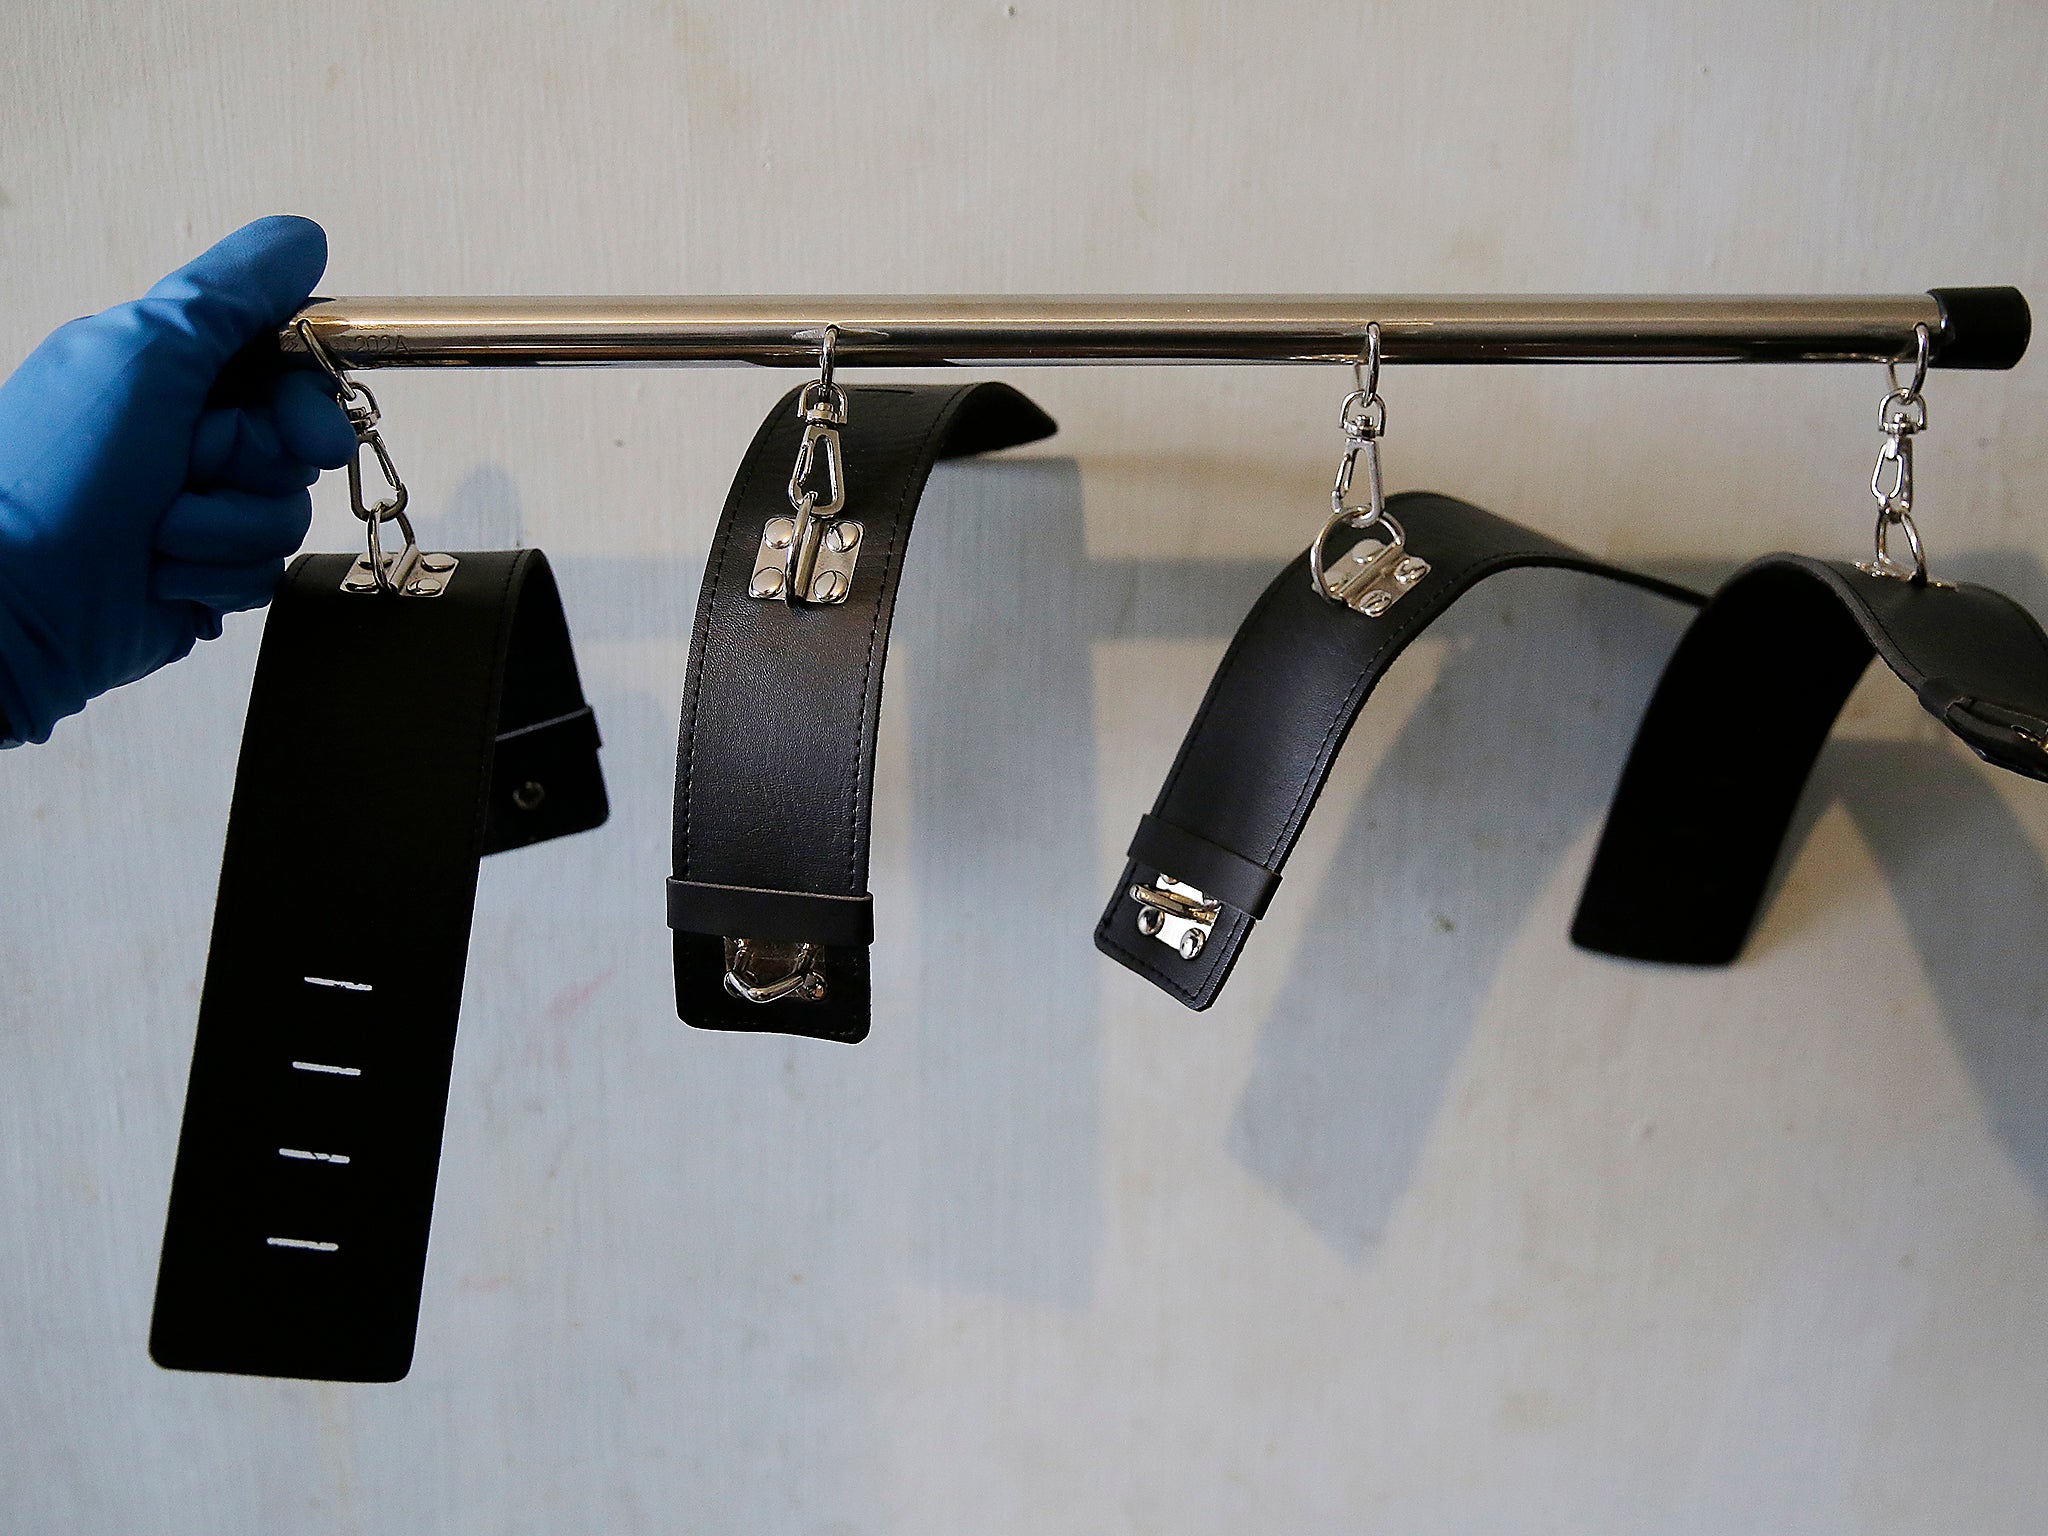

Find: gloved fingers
<box><xmin>188</xmin><ymin>406</ymin><xmax>318</xmax><ymax>495</ymax></box>
<box><xmin>271</xmin><ymin>368</ymin><xmax>357</xmax><ymax>469</ymax></box>
<box><xmin>150</xmin><ymin>557</ymin><xmax>288</xmax><ymax>615</ymax></box>
<box><xmin>188</xmin><ymin>374</ymin><xmax>357</xmax><ymax>493</ymax></box>
<box><xmin>140</xmin><ymin>215</ymin><xmax>330</xmax><ymax>371</ymax></box>
<box><xmin>152</xmin><ymin>486</ymin><xmax>314</xmax><ymax>564</ymax></box>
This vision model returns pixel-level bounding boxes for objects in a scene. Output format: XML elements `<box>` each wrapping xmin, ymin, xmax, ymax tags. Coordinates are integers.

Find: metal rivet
<box><xmin>750</xmin><ymin>567</ymin><xmax>785</xmax><ymax>598</ymax></box>
<box><xmin>1395</xmin><ymin>558</ymin><xmax>1427</xmax><ymax>582</ymax></box>
<box><xmin>764</xmin><ymin>517</ymin><xmax>796</xmax><ymax>550</ymax></box>
<box><xmin>809</xmin><ymin>570</ymin><xmax>847</xmax><ymax>603</ymax></box>
<box><xmin>824</xmin><ymin>521</ymin><xmax>861</xmax><ymax>553</ymax></box>
<box><xmin>1136</xmin><ymin>907</ymin><xmax>1164</xmax><ymax>937</ymax></box>
<box><xmin>1360</xmin><ymin>590</ymin><xmax>1394</xmax><ymax>616</ymax></box>
<box><xmin>512</xmin><ymin>781</ymin><xmax>545</xmax><ymax>811</ymax></box>
<box><xmin>343</xmin><ymin>573</ymin><xmax>377</xmax><ymax>592</ymax></box>
<box><xmin>1178</xmin><ymin>929</ymin><xmax>1206</xmax><ymax>960</ymax></box>
<box><xmin>409</xmin><ymin>575</ymin><xmax>444</xmax><ymax>596</ymax></box>
<box><xmin>421</xmin><ymin>552</ymin><xmax>457</xmax><ymax>573</ymax></box>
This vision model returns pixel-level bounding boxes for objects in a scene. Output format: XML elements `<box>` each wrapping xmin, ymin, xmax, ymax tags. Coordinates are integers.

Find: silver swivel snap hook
<box><xmin>1307</xmin><ymin>323</ymin><xmax>1430</xmax><ymax>614</ymax></box>
<box><xmin>296</xmin><ymin>319</ymin><xmax>457</xmax><ymax>597</ymax></box>
<box><xmin>748</xmin><ymin>325</ymin><xmax>863</xmax><ymax>606</ymax></box>
<box><xmin>1861</xmin><ymin>322</ymin><xmax>1935</xmax><ymax>585</ymax></box>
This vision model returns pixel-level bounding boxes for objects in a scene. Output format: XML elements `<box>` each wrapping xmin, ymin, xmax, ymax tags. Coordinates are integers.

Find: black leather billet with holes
<box><xmin>150</xmin><ymin>550</ymin><xmax>606</xmax><ymax>1382</ymax></box>
<box><xmin>669</xmin><ymin>383</ymin><xmax>1055</xmax><ymax>1043</ymax></box>
<box><xmin>1094</xmin><ymin>491</ymin><xmax>1701</xmax><ymax>1011</ymax></box>
<box><xmin>1572</xmin><ymin>554</ymin><xmax>2048</xmax><ymax>967</ymax></box>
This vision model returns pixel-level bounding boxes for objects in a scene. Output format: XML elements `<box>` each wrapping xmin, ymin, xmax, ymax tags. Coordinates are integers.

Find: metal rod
<box><xmin>277</xmin><ymin>290</ymin><xmax>2030</xmax><ymax>370</ymax></box>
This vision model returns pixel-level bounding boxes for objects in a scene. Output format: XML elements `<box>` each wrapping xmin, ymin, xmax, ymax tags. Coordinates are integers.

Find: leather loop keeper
<box><xmin>150</xmin><ymin>549</ymin><xmax>606</xmax><ymax>1382</ymax></box>
<box><xmin>1128</xmin><ymin>813</ymin><xmax>1281</xmax><ymax>918</ymax></box>
<box><xmin>667</xmin><ymin>879</ymin><xmax>875</xmax><ymax>946</ymax></box>
<box><xmin>1573</xmin><ymin>554</ymin><xmax>2048</xmax><ymax>967</ymax></box>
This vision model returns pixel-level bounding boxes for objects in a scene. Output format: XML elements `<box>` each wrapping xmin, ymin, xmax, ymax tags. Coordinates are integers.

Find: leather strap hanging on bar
<box><xmin>669</xmin><ymin>382</ymin><xmax>1055</xmax><ymax>1044</ymax></box>
<box><xmin>150</xmin><ymin>549</ymin><xmax>607</xmax><ymax>1382</ymax></box>
<box><xmin>1572</xmin><ymin>555</ymin><xmax>2048</xmax><ymax>966</ymax></box>
<box><xmin>1095</xmin><ymin>491</ymin><xmax>1701</xmax><ymax>1011</ymax></box>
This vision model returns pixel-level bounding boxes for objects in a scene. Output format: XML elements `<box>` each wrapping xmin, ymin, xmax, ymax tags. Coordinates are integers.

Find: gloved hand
<box><xmin>0</xmin><ymin>215</ymin><xmax>357</xmax><ymax>746</ymax></box>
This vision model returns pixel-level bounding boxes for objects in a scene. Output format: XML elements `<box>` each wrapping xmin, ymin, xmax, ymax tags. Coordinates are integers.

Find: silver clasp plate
<box><xmin>1130</xmin><ymin>874</ymin><xmax>1220</xmax><ymax>960</ymax></box>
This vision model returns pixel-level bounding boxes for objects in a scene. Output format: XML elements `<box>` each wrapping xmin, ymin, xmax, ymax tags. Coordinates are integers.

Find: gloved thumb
<box><xmin>139</xmin><ymin>215</ymin><xmax>330</xmax><ymax>372</ymax></box>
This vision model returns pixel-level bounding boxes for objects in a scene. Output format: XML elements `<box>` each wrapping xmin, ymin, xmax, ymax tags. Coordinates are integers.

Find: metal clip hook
<box><xmin>296</xmin><ymin>320</ymin><xmax>450</xmax><ymax>597</ymax></box>
<box><xmin>1306</xmin><ymin>324</ymin><xmax>1429</xmax><ymax>612</ymax></box>
<box><xmin>1870</xmin><ymin>428</ymin><xmax>1913</xmax><ymax>515</ymax></box>
<box><xmin>750</xmin><ymin>326</ymin><xmax>864</xmax><ymax>606</ymax></box>
<box><xmin>1858</xmin><ymin>322</ymin><xmax>1934</xmax><ymax>586</ymax></box>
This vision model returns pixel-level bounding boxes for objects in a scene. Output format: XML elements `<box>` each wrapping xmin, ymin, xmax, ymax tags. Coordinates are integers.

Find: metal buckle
<box><xmin>1130</xmin><ymin>874</ymin><xmax>1220</xmax><ymax>960</ymax></box>
<box><xmin>722</xmin><ymin>938</ymin><xmax>828</xmax><ymax>1004</ymax></box>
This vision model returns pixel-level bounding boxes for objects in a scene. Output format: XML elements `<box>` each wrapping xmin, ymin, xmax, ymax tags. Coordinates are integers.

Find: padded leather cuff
<box><xmin>150</xmin><ymin>550</ymin><xmax>607</xmax><ymax>1382</ymax></box>
<box><xmin>671</xmin><ymin>381</ymin><xmax>1056</xmax><ymax>1043</ymax></box>
<box><xmin>1097</xmin><ymin>491</ymin><xmax>1700</xmax><ymax>1011</ymax></box>
<box><xmin>1573</xmin><ymin>554</ymin><xmax>2048</xmax><ymax>967</ymax></box>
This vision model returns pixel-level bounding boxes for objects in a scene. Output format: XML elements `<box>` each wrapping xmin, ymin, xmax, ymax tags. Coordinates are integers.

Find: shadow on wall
<box><xmin>1229</xmin><ymin>543</ymin><xmax>2048</xmax><ymax>1264</ymax></box>
<box><xmin>1227</xmin><ymin>568</ymin><xmax>1697</xmax><ymax>1261</ymax></box>
<box><xmin>1827</xmin><ymin>741</ymin><xmax>2048</xmax><ymax>1204</ymax></box>
<box><xmin>900</xmin><ymin>456</ymin><xmax>1280</xmax><ymax>1304</ymax></box>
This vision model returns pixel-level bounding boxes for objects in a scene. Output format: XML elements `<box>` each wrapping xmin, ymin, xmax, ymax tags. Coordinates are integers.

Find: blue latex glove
<box><xmin>0</xmin><ymin>215</ymin><xmax>357</xmax><ymax>746</ymax></box>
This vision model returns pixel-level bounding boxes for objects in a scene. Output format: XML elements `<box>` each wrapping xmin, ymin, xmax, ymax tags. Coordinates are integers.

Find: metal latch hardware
<box><xmin>723</xmin><ymin>937</ymin><xmax>827</xmax><ymax>1004</ymax></box>
<box><xmin>1130</xmin><ymin>874</ymin><xmax>1220</xmax><ymax>960</ymax></box>
<box><xmin>1306</xmin><ymin>321</ymin><xmax>1429</xmax><ymax>616</ymax></box>
<box><xmin>1313</xmin><ymin>532</ymin><xmax>1428</xmax><ymax>615</ymax></box>
<box><xmin>749</xmin><ymin>326</ymin><xmax>861</xmax><ymax>606</ymax></box>
<box><xmin>342</xmin><ymin>548</ymin><xmax>460</xmax><ymax>597</ymax></box>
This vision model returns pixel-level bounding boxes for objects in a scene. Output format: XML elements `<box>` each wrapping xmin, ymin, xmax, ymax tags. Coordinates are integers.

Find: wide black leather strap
<box><xmin>1572</xmin><ymin>554</ymin><xmax>2048</xmax><ymax>966</ymax></box>
<box><xmin>671</xmin><ymin>382</ymin><xmax>1055</xmax><ymax>1043</ymax></box>
<box><xmin>150</xmin><ymin>550</ymin><xmax>607</xmax><ymax>1382</ymax></box>
<box><xmin>1095</xmin><ymin>491</ymin><xmax>1699</xmax><ymax>1010</ymax></box>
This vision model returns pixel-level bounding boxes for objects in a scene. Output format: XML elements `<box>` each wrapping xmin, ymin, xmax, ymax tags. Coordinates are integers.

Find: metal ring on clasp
<box><xmin>1870</xmin><ymin>505</ymin><xmax>1928</xmax><ymax>584</ymax></box>
<box><xmin>1309</xmin><ymin>506</ymin><xmax>1407</xmax><ymax>602</ymax></box>
<box><xmin>362</xmin><ymin>503</ymin><xmax>419</xmax><ymax>595</ymax></box>
<box><xmin>1886</xmin><ymin>322</ymin><xmax>1931</xmax><ymax>399</ymax></box>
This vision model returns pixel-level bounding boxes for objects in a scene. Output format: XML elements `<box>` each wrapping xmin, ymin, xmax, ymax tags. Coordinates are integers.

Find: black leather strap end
<box><xmin>1096</xmin><ymin>856</ymin><xmax>1256</xmax><ymax>1011</ymax></box>
<box><xmin>483</xmin><ymin>706</ymin><xmax>607</xmax><ymax>855</ymax></box>
<box><xmin>673</xmin><ymin>933</ymin><xmax>872</xmax><ymax>1045</ymax></box>
<box><xmin>1128</xmin><ymin>813</ymin><xmax>1281</xmax><ymax>919</ymax></box>
<box><xmin>665</xmin><ymin>878</ymin><xmax>875</xmax><ymax>946</ymax></box>
<box><xmin>1573</xmin><ymin>555</ymin><xmax>2048</xmax><ymax>967</ymax></box>
<box><xmin>151</xmin><ymin>548</ymin><xmax>605</xmax><ymax>1381</ymax></box>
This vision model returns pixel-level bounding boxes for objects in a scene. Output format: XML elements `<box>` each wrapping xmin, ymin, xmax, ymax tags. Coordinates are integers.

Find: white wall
<box><xmin>4</xmin><ymin>3</ymin><xmax>2048</xmax><ymax>1530</ymax></box>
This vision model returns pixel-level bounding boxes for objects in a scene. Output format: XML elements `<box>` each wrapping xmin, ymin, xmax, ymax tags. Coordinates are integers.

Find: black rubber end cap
<box><xmin>1930</xmin><ymin>286</ymin><xmax>2031</xmax><ymax>370</ymax></box>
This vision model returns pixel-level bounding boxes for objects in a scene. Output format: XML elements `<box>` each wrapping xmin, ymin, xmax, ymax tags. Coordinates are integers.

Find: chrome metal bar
<box><xmin>277</xmin><ymin>291</ymin><xmax>2029</xmax><ymax>370</ymax></box>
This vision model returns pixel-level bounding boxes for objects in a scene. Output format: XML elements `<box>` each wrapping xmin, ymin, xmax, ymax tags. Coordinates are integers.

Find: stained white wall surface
<box><xmin>6</xmin><ymin>2</ymin><xmax>2048</xmax><ymax>1530</ymax></box>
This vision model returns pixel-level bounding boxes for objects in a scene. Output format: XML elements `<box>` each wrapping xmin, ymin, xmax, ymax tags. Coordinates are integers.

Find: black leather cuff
<box><xmin>670</xmin><ymin>382</ymin><xmax>1055</xmax><ymax>1043</ymax></box>
<box><xmin>1096</xmin><ymin>491</ymin><xmax>1700</xmax><ymax>1010</ymax></box>
<box><xmin>150</xmin><ymin>549</ymin><xmax>607</xmax><ymax>1382</ymax></box>
<box><xmin>1573</xmin><ymin>555</ymin><xmax>2048</xmax><ymax>966</ymax></box>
